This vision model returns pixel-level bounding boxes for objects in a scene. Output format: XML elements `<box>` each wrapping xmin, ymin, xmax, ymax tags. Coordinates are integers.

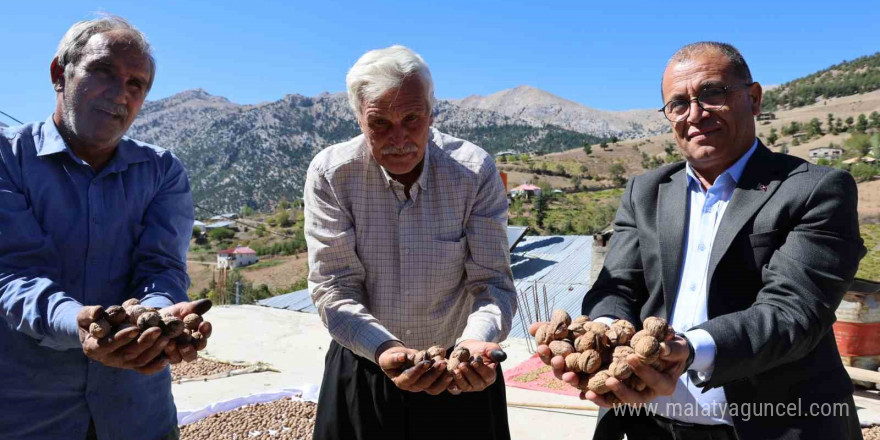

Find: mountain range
<box><xmin>127</xmin><ymin>87</ymin><xmax>668</xmax><ymax>212</ymax></box>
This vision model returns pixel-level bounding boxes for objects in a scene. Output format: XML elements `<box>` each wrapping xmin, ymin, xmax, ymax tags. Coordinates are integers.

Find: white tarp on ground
<box><xmin>176</xmin><ymin>383</ymin><xmax>320</xmax><ymax>426</ymax></box>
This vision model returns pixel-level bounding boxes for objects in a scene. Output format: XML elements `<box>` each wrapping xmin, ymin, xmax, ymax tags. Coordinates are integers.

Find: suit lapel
<box><xmin>706</xmin><ymin>143</ymin><xmax>782</xmax><ymax>293</ymax></box>
<box><xmin>658</xmin><ymin>166</ymin><xmax>689</xmax><ymax>320</ymax></box>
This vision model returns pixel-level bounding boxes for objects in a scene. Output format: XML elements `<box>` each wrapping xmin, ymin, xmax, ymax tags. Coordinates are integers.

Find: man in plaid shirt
<box><xmin>305</xmin><ymin>45</ymin><xmax>517</xmax><ymax>440</ymax></box>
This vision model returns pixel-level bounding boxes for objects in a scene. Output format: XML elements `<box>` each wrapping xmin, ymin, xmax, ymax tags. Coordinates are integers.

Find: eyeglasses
<box><xmin>659</xmin><ymin>83</ymin><xmax>755</xmax><ymax>122</ymax></box>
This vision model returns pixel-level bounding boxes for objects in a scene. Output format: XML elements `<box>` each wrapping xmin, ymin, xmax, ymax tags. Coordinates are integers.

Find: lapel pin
<box><xmin>759</xmin><ymin>184</ymin><xmax>767</xmax><ymax>192</ymax></box>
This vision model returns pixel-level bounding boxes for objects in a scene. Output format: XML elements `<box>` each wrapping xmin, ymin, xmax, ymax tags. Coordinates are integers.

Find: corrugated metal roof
<box><xmin>256</xmin><ymin>289</ymin><xmax>318</xmax><ymax>314</ymax></box>
<box><xmin>506</xmin><ymin>226</ymin><xmax>528</xmax><ymax>251</ymax></box>
<box><xmin>507</xmin><ymin>235</ymin><xmax>594</xmax><ymax>339</ymax></box>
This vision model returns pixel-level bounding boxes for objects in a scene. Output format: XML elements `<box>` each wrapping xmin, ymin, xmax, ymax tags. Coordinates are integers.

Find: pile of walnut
<box><xmin>402</xmin><ymin>345</ymin><xmax>487</xmax><ymax>373</ymax></box>
<box><xmin>533</xmin><ymin>310</ymin><xmax>672</xmax><ymax>404</ymax></box>
<box><xmin>86</xmin><ymin>298</ymin><xmax>208</xmax><ymax>353</ymax></box>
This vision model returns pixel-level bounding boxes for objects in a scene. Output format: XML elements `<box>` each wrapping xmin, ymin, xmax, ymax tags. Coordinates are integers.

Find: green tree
<box><xmin>192</xmin><ymin>226</ymin><xmax>202</xmax><ymax>239</ymax></box>
<box><xmin>278</xmin><ymin>200</ymin><xmax>291</xmax><ymax>210</ymax></box>
<box><xmin>845</xmin><ymin>116</ymin><xmax>855</xmax><ymax>130</ymax></box>
<box><xmin>856</xmin><ymin>114</ymin><xmax>869</xmax><ymax>133</ymax></box>
<box><xmin>610</xmin><ymin>136</ymin><xmax>619</xmax><ymax>144</ymax></box>
<box><xmin>240</xmin><ymin>205</ymin><xmax>254</xmax><ymax>217</ymax></box>
<box><xmin>579</xmin><ymin>164</ymin><xmax>589</xmax><ymax>175</ymax></box>
<box><xmin>792</xmin><ymin>137</ymin><xmax>801</xmax><ymax>146</ymax></box>
<box><xmin>849</xmin><ymin>162</ymin><xmax>878</xmax><ymax>183</ymax></box>
<box><xmin>275</xmin><ymin>210</ymin><xmax>292</xmax><ymax>228</ymax></box>
<box><xmin>807</xmin><ymin>118</ymin><xmax>823</xmax><ymax>137</ymax></box>
<box><xmin>600</xmin><ymin>142</ymin><xmax>609</xmax><ymax>150</ymax></box>
<box><xmin>534</xmin><ymin>192</ymin><xmax>549</xmax><ymax>228</ymax></box>
<box><xmin>870</xmin><ymin>111</ymin><xmax>880</xmax><ymax>128</ymax></box>
<box><xmin>847</xmin><ymin>133</ymin><xmax>873</xmax><ymax>157</ymax></box>
<box><xmin>609</xmin><ymin>163</ymin><xmax>627</xmax><ymax>186</ymax></box>
<box><xmin>827</xmin><ymin>113</ymin><xmax>836</xmax><ymax>134</ymax></box>
<box><xmin>555</xmin><ymin>164</ymin><xmax>567</xmax><ymax>176</ymax></box>
<box><xmin>583</xmin><ymin>144</ymin><xmax>592</xmax><ymax>155</ymax></box>
<box><xmin>208</xmin><ymin>227</ymin><xmax>235</xmax><ymax>243</ymax></box>
<box><xmin>836</xmin><ymin>118</ymin><xmax>845</xmax><ymax>133</ymax></box>
<box><xmin>766</xmin><ymin>128</ymin><xmax>779</xmax><ymax>146</ymax></box>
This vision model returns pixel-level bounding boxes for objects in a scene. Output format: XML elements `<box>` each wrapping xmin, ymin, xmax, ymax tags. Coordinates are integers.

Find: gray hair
<box><xmin>346</xmin><ymin>45</ymin><xmax>434</xmax><ymax>117</ymax></box>
<box><xmin>663</xmin><ymin>42</ymin><xmax>753</xmax><ymax>98</ymax></box>
<box><xmin>55</xmin><ymin>14</ymin><xmax>155</xmax><ymax>90</ymax></box>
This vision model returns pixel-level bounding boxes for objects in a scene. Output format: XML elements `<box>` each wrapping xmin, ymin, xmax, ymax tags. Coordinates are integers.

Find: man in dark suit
<box><xmin>534</xmin><ymin>42</ymin><xmax>866</xmax><ymax>439</ymax></box>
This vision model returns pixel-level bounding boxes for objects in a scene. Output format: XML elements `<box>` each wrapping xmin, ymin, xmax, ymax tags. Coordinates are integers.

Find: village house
<box><xmin>216</xmin><ymin>245</ymin><xmax>258</xmax><ymax>269</ymax></box>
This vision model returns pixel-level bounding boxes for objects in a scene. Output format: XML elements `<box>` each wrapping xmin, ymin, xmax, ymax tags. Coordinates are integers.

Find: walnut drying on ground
<box><xmin>548</xmin><ymin>340</ymin><xmax>575</xmax><ymax>358</ymax></box>
<box><xmin>588</xmin><ymin>371</ymin><xmax>612</xmax><ymax>394</ymax></box>
<box><xmin>633</xmin><ymin>334</ymin><xmax>660</xmax><ymax>364</ymax></box>
<box><xmin>578</xmin><ymin>350</ymin><xmax>602</xmax><ymax>374</ymax></box>
<box><xmin>105</xmin><ymin>305</ymin><xmax>127</xmax><ymax>326</ymax></box>
<box><xmin>162</xmin><ymin>316</ymin><xmax>185</xmax><ymax>338</ymax></box>
<box><xmin>137</xmin><ymin>311</ymin><xmax>161</xmax><ymax>330</ymax></box>
<box><xmin>643</xmin><ymin>316</ymin><xmax>671</xmax><ymax>340</ymax></box>
<box><xmin>183</xmin><ymin>313</ymin><xmax>203</xmax><ymax>331</ymax></box>
<box><xmin>447</xmin><ymin>347</ymin><xmax>471</xmax><ymax>372</ymax></box>
<box><xmin>568</xmin><ymin>315</ymin><xmax>590</xmax><ymax>338</ymax></box>
<box><xmin>534</xmin><ymin>323</ymin><xmax>554</xmax><ymax>345</ymax></box>
<box><xmin>549</xmin><ymin>309</ymin><xmax>572</xmax><ymax>340</ymax></box>
<box><xmin>89</xmin><ymin>318</ymin><xmax>111</xmax><ymax>339</ymax></box>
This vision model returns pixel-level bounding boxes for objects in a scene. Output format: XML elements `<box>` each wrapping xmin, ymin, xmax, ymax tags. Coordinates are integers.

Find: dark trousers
<box><xmin>313</xmin><ymin>340</ymin><xmax>511</xmax><ymax>440</ymax></box>
<box><xmin>594</xmin><ymin>408</ymin><xmax>738</xmax><ymax>440</ymax></box>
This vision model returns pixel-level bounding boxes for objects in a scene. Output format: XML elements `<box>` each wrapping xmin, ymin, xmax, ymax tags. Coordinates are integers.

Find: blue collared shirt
<box><xmin>0</xmin><ymin>117</ymin><xmax>193</xmax><ymax>440</ymax></box>
<box><xmin>650</xmin><ymin>139</ymin><xmax>759</xmax><ymax>425</ymax></box>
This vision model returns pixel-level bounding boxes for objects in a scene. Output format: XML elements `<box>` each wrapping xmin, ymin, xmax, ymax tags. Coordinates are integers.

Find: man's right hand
<box><xmin>528</xmin><ymin>322</ymin><xmax>580</xmax><ymax>389</ymax></box>
<box><xmin>376</xmin><ymin>341</ymin><xmax>454</xmax><ymax>395</ymax></box>
<box><xmin>77</xmin><ymin>306</ymin><xmax>170</xmax><ymax>375</ymax></box>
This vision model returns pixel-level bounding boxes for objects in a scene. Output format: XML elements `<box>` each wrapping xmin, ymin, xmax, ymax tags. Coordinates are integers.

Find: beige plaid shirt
<box><xmin>304</xmin><ymin>128</ymin><xmax>516</xmax><ymax>362</ymax></box>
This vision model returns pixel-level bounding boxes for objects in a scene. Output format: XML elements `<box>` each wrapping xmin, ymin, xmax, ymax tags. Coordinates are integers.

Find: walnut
<box><xmin>632</xmin><ymin>334</ymin><xmax>660</xmax><ymax>364</ymax></box>
<box><xmin>137</xmin><ymin>311</ymin><xmax>161</xmax><ymax>331</ymax></box>
<box><xmin>588</xmin><ymin>371</ymin><xmax>612</xmax><ymax>394</ymax></box>
<box><xmin>89</xmin><ymin>318</ymin><xmax>111</xmax><ymax>339</ymax></box>
<box><xmin>183</xmin><ymin>313</ymin><xmax>203</xmax><ymax>331</ymax></box>
<box><xmin>578</xmin><ymin>350</ymin><xmax>602</xmax><ymax>374</ymax></box>
<box><xmin>568</xmin><ymin>315</ymin><xmax>590</xmax><ymax>338</ymax></box>
<box><xmin>191</xmin><ymin>331</ymin><xmax>208</xmax><ymax>351</ymax></box>
<box><xmin>565</xmin><ymin>352</ymin><xmax>582</xmax><ymax>373</ymax></box>
<box><xmin>549</xmin><ymin>309</ymin><xmax>572</xmax><ymax>340</ymax></box>
<box><xmin>608</xmin><ymin>359</ymin><xmax>633</xmax><ymax>380</ymax></box>
<box><xmin>534</xmin><ymin>323</ymin><xmax>554</xmax><ymax>345</ymax></box>
<box><xmin>105</xmin><ymin>305</ymin><xmax>127</xmax><ymax>326</ymax></box>
<box><xmin>161</xmin><ymin>316</ymin><xmax>185</xmax><ymax>338</ymax></box>
<box><xmin>548</xmin><ymin>340</ymin><xmax>575</xmax><ymax>358</ymax></box>
<box><xmin>610</xmin><ymin>319</ymin><xmax>636</xmax><ymax>345</ymax></box>
<box><xmin>125</xmin><ymin>305</ymin><xmax>149</xmax><ymax>326</ymax></box>
<box><xmin>121</xmin><ymin>298</ymin><xmax>140</xmax><ymax>308</ymax></box>
<box><xmin>447</xmin><ymin>347</ymin><xmax>471</xmax><ymax>372</ymax></box>
<box><xmin>643</xmin><ymin>316</ymin><xmax>672</xmax><ymax>340</ymax></box>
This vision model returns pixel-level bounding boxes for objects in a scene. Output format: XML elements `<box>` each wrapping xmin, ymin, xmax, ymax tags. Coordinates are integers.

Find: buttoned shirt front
<box><xmin>0</xmin><ymin>117</ymin><xmax>193</xmax><ymax>440</ymax></box>
<box><xmin>304</xmin><ymin>128</ymin><xmax>516</xmax><ymax>361</ymax></box>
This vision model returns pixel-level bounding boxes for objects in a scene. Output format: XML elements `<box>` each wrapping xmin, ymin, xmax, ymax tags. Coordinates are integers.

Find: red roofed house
<box><xmin>217</xmin><ymin>245</ymin><xmax>258</xmax><ymax>269</ymax></box>
<box><xmin>509</xmin><ymin>183</ymin><xmax>542</xmax><ymax>199</ymax></box>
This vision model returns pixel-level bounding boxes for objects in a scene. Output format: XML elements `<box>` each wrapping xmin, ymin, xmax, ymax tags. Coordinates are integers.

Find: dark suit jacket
<box><xmin>583</xmin><ymin>143</ymin><xmax>866</xmax><ymax>439</ymax></box>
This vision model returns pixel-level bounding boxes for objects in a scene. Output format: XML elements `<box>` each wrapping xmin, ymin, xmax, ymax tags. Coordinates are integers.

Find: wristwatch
<box><xmin>676</xmin><ymin>332</ymin><xmax>695</xmax><ymax>371</ymax></box>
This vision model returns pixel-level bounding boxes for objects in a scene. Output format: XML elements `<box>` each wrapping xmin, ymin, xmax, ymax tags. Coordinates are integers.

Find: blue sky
<box><xmin>1</xmin><ymin>0</ymin><xmax>877</xmax><ymax>124</ymax></box>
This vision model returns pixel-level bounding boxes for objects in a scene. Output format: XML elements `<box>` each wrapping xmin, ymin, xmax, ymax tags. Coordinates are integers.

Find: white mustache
<box><xmin>380</xmin><ymin>144</ymin><xmax>418</xmax><ymax>156</ymax></box>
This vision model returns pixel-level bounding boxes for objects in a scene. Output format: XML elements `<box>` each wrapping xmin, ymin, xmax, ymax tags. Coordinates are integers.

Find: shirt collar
<box><xmin>378</xmin><ymin>128</ymin><xmax>435</xmax><ymax>191</ymax></box>
<box><xmin>37</xmin><ymin>115</ymin><xmax>152</xmax><ymax>172</ymax></box>
<box><xmin>685</xmin><ymin>138</ymin><xmax>759</xmax><ymax>190</ymax></box>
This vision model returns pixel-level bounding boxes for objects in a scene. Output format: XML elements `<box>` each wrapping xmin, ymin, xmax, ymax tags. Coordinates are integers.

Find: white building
<box><xmin>809</xmin><ymin>147</ymin><xmax>843</xmax><ymax>162</ymax></box>
<box><xmin>217</xmin><ymin>246</ymin><xmax>258</xmax><ymax>269</ymax></box>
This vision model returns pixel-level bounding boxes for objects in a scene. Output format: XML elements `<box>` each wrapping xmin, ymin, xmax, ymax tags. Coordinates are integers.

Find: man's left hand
<box><xmin>159</xmin><ymin>299</ymin><xmax>213</xmax><ymax>364</ymax></box>
<box><xmin>448</xmin><ymin>339</ymin><xmax>501</xmax><ymax>394</ymax></box>
<box><xmin>585</xmin><ymin>335</ymin><xmax>690</xmax><ymax>407</ymax></box>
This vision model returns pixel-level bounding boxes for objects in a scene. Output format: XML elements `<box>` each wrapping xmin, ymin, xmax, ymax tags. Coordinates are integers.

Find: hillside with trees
<box><xmin>763</xmin><ymin>52</ymin><xmax>880</xmax><ymax>111</ymax></box>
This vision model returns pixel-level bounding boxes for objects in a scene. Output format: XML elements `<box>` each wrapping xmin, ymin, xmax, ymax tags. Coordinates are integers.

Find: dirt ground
<box><xmin>859</xmin><ymin>180</ymin><xmax>880</xmax><ymax>221</ymax></box>
<box><xmin>186</xmin><ymin>253</ymin><xmax>310</xmax><ymax>297</ymax></box>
